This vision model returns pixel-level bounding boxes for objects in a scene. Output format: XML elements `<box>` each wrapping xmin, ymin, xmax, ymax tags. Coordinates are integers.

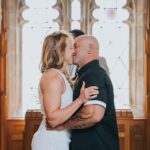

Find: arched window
<box><xmin>7</xmin><ymin>0</ymin><xmax>146</xmax><ymax>118</ymax></box>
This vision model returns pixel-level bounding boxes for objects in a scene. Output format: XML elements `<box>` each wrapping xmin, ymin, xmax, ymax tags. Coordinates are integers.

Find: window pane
<box><xmin>93</xmin><ymin>0</ymin><xmax>130</xmax><ymax>109</ymax></box>
<box><xmin>71</xmin><ymin>0</ymin><xmax>81</xmax><ymax>30</ymax></box>
<box><xmin>22</xmin><ymin>0</ymin><xmax>59</xmax><ymax>116</ymax></box>
<box><xmin>71</xmin><ymin>21</ymin><xmax>80</xmax><ymax>30</ymax></box>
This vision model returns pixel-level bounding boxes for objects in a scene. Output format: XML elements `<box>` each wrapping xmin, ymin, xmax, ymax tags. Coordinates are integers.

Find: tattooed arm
<box><xmin>46</xmin><ymin>104</ymin><xmax>105</xmax><ymax>130</ymax></box>
<box><xmin>63</xmin><ymin>104</ymin><xmax>105</xmax><ymax>129</ymax></box>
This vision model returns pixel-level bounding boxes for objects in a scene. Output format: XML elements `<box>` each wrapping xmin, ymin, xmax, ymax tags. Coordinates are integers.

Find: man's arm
<box><xmin>46</xmin><ymin>104</ymin><xmax>105</xmax><ymax>130</ymax></box>
<box><xmin>63</xmin><ymin>104</ymin><xmax>105</xmax><ymax>129</ymax></box>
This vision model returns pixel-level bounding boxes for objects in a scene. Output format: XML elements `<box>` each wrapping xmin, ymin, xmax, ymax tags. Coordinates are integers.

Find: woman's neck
<box><xmin>58</xmin><ymin>63</ymin><xmax>67</xmax><ymax>73</ymax></box>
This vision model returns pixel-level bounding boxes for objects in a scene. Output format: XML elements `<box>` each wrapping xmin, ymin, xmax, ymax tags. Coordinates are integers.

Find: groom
<box><xmin>47</xmin><ymin>35</ymin><xmax>120</xmax><ymax>150</ymax></box>
<box><xmin>65</xmin><ymin>35</ymin><xmax>119</xmax><ymax>150</ymax></box>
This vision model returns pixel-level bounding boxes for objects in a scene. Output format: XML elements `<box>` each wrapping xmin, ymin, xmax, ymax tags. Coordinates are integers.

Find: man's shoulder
<box><xmin>79</xmin><ymin>68</ymin><xmax>104</xmax><ymax>85</ymax></box>
<box><xmin>84</xmin><ymin>66</ymin><xmax>107</xmax><ymax>78</ymax></box>
<box><xmin>80</xmin><ymin>66</ymin><xmax>112</xmax><ymax>86</ymax></box>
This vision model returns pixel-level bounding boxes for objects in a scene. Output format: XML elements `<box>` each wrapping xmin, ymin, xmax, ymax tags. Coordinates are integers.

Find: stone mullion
<box><xmin>80</xmin><ymin>0</ymin><xmax>98</xmax><ymax>34</ymax></box>
<box><xmin>53</xmin><ymin>0</ymin><xmax>71</xmax><ymax>31</ymax></box>
<box><xmin>124</xmin><ymin>0</ymin><xmax>136</xmax><ymax>109</ymax></box>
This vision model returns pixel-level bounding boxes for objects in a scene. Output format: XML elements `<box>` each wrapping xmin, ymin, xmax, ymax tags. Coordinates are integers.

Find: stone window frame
<box><xmin>6</xmin><ymin>0</ymin><xmax>147</xmax><ymax>118</ymax></box>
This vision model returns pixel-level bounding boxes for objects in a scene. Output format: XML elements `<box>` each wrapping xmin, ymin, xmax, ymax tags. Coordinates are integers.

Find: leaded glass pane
<box><xmin>93</xmin><ymin>0</ymin><xmax>130</xmax><ymax>108</ymax></box>
<box><xmin>22</xmin><ymin>0</ymin><xmax>59</xmax><ymax>115</ymax></box>
<box><xmin>71</xmin><ymin>0</ymin><xmax>81</xmax><ymax>30</ymax></box>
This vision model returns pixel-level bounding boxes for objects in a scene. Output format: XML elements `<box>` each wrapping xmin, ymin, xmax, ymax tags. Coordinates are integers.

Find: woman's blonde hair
<box><xmin>40</xmin><ymin>30</ymin><xmax>72</xmax><ymax>73</ymax></box>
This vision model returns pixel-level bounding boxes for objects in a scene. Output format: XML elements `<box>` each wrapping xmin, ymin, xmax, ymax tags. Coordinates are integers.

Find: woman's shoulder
<box><xmin>40</xmin><ymin>70</ymin><xmax>63</xmax><ymax>90</ymax></box>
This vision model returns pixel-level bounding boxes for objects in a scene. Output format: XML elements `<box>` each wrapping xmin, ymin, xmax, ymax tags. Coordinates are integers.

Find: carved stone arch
<box><xmin>18</xmin><ymin>0</ymin><xmax>28</xmax><ymax>26</ymax></box>
<box><xmin>80</xmin><ymin>0</ymin><xmax>98</xmax><ymax>34</ymax></box>
<box><xmin>53</xmin><ymin>0</ymin><xmax>71</xmax><ymax>30</ymax></box>
<box><xmin>124</xmin><ymin>0</ymin><xmax>135</xmax><ymax>25</ymax></box>
<box><xmin>53</xmin><ymin>0</ymin><xmax>63</xmax><ymax>28</ymax></box>
<box><xmin>87</xmin><ymin>0</ymin><xmax>99</xmax><ymax>34</ymax></box>
<box><xmin>80</xmin><ymin>0</ymin><xmax>89</xmax><ymax>33</ymax></box>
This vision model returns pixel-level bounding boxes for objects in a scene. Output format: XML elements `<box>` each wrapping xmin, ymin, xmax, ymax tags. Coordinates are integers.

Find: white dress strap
<box><xmin>51</xmin><ymin>68</ymin><xmax>66</xmax><ymax>82</ymax></box>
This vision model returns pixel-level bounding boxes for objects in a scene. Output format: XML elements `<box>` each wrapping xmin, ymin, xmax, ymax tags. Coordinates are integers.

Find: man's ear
<box><xmin>88</xmin><ymin>43</ymin><xmax>93</xmax><ymax>54</ymax></box>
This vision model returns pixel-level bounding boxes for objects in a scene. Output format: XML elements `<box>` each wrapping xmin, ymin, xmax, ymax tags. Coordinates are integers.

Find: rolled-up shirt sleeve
<box><xmin>82</xmin><ymin>73</ymin><xmax>107</xmax><ymax>109</ymax></box>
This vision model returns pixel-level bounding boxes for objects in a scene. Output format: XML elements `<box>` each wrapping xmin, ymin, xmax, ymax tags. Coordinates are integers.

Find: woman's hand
<box><xmin>79</xmin><ymin>81</ymin><xmax>99</xmax><ymax>103</ymax></box>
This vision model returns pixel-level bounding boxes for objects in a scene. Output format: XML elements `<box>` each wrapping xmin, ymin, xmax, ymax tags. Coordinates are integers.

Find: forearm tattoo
<box><xmin>63</xmin><ymin>111</ymin><xmax>95</xmax><ymax>129</ymax></box>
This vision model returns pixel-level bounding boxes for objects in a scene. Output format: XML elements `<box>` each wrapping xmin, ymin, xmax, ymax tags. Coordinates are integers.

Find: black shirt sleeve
<box><xmin>81</xmin><ymin>72</ymin><xmax>107</xmax><ymax>108</ymax></box>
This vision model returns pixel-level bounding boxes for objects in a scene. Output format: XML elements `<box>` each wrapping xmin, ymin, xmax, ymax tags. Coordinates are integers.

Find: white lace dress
<box><xmin>31</xmin><ymin>69</ymin><xmax>73</xmax><ymax>150</ymax></box>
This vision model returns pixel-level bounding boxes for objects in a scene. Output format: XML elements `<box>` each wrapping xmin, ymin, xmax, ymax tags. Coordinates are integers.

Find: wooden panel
<box><xmin>147</xmin><ymin>56</ymin><xmax>150</xmax><ymax>150</ymax></box>
<box><xmin>146</xmin><ymin>36</ymin><xmax>150</xmax><ymax>150</ymax></box>
<box><xmin>23</xmin><ymin>110</ymin><xmax>42</xmax><ymax>150</ymax></box>
<box><xmin>0</xmin><ymin>32</ymin><xmax>7</xmax><ymax>150</ymax></box>
<box><xmin>7</xmin><ymin>116</ymin><xmax>145</xmax><ymax>150</ymax></box>
<box><xmin>146</xmin><ymin>1</ymin><xmax>150</xmax><ymax>149</ymax></box>
<box><xmin>130</xmin><ymin>121</ymin><xmax>146</xmax><ymax>150</ymax></box>
<box><xmin>119</xmin><ymin>137</ymin><xmax>125</xmax><ymax>150</ymax></box>
<box><xmin>21</xmin><ymin>110</ymin><xmax>145</xmax><ymax>150</ymax></box>
<box><xmin>6</xmin><ymin>120</ymin><xmax>25</xmax><ymax>150</ymax></box>
<box><xmin>0</xmin><ymin>0</ymin><xmax>7</xmax><ymax>149</ymax></box>
<box><xmin>5</xmin><ymin>111</ymin><xmax>146</xmax><ymax>150</ymax></box>
<box><xmin>118</xmin><ymin>123</ymin><xmax>126</xmax><ymax>150</ymax></box>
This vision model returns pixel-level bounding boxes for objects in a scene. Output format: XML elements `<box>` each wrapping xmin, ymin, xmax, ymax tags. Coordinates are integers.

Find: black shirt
<box><xmin>70</xmin><ymin>60</ymin><xmax>120</xmax><ymax>150</ymax></box>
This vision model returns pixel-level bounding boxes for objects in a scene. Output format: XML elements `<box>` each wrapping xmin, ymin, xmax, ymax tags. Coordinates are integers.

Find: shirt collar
<box><xmin>77</xmin><ymin>59</ymin><xmax>99</xmax><ymax>76</ymax></box>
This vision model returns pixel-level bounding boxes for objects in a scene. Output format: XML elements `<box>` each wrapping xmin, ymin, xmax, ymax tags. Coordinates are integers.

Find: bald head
<box><xmin>75</xmin><ymin>35</ymin><xmax>99</xmax><ymax>51</ymax></box>
<box><xmin>73</xmin><ymin>35</ymin><xmax>100</xmax><ymax>67</ymax></box>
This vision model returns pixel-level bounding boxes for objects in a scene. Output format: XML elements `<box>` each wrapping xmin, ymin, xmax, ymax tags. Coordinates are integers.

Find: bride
<box><xmin>31</xmin><ymin>30</ymin><xmax>98</xmax><ymax>150</ymax></box>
